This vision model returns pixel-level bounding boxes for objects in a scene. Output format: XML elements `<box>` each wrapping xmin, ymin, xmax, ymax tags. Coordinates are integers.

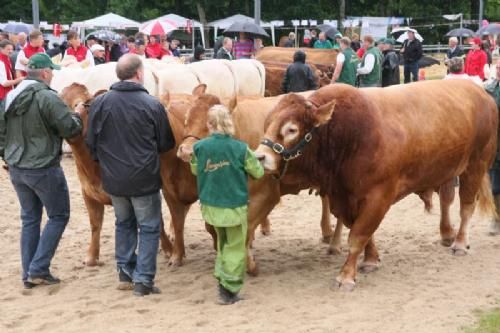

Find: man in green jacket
<box><xmin>330</xmin><ymin>37</ymin><xmax>359</xmax><ymax>86</ymax></box>
<box><xmin>0</xmin><ymin>53</ymin><xmax>83</xmax><ymax>289</ymax></box>
<box><xmin>356</xmin><ymin>35</ymin><xmax>383</xmax><ymax>87</ymax></box>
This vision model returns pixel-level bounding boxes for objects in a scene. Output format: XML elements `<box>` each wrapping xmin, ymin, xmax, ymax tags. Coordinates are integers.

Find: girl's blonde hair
<box><xmin>207</xmin><ymin>104</ymin><xmax>235</xmax><ymax>136</ymax></box>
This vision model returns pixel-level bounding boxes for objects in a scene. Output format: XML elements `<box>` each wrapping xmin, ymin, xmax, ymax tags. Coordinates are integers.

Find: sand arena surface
<box><xmin>1</xmin><ymin>157</ymin><xmax>499</xmax><ymax>333</ymax></box>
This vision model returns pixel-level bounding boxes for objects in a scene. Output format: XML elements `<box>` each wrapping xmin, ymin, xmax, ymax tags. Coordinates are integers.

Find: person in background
<box><xmin>0</xmin><ymin>53</ymin><xmax>83</xmax><ymax>289</ymax></box>
<box><xmin>254</xmin><ymin>38</ymin><xmax>264</xmax><ymax>52</ymax></box>
<box><xmin>313</xmin><ymin>32</ymin><xmax>333</xmax><ymax>49</ymax></box>
<box><xmin>146</xmin><ymin>35</ymin><xmax>162</xmax><ymax>59</ymax></box>
<box><xmin>357</xmin><ymin>35</ymin><xmax>382</xmax><ymax>87</ymax></box>
<box><xmin>445</xmin><ymin>37</ymin><xmax>464</xmax><ymax>63</ymax></box>
<box><xmin>129</xmin><ymin>39</ymin><xmax>146</xmax><ymax>58</ymax></box>
<box><xmin>0</xmin><ymin>40</ymin><xmax>24</xmax><ymax>110</ymax></box>
<box><xmin>234</xmin><ymin>32</ymin><xmax>255</xmax><ymax>59</ymax></box>
<box><xmin>188</xmin><ymin>104</ymin><xmax>264</xmax><ymax>305</ymax></box>
<box><xmin>90</xmin><ymin>44</ymin><xmax>106</xmax><ymax>65</ymax></box>
<box><xmin>303</xmin><ymin>29</ymin><xmax>311</xmax><ymax>46</ymax></box>
<box><xmin>351</xmin><ymin>33</ymin><xmax>361</xmax><ymax>52</ymax></box>
<box><xmin>481</xmin><ymin>40</ymin><xmax>493</xmax><ymax>78</ymax></box>
<box><xmin>64</xmin><ymin>31</ymin><xmax>94</xmax><ymax>67</ymax></box>
<box><xmin>170</xmin><ymin>40</ymin><xmax>181</xmax><ymax>57</ymax></box>
<box><xmin>126</xmin><ymin>36</ymin><xmax>136</xmax><ymax>54</ymax></box>
<box><xmin>16</xmin><ymin>32</ymin><xmax>27</xmax><ymax>51</ymax></box>
<box><xmin>86</xmin><ymin>54</ymin><xmax>175</xmax><ymax>297</ymax></box>
<box><xmin>309</xmin><ymin>30</ymin><xmax>318</xmax><ymax>48</ymax></box>
<box><xmin>15</xmin><ymin>30</ymin><xmax>45</xmax><ymax>78</ymax></box>
<box><xmin>464</xmin><ymin>37</ymin><xmax>487</xmax><ymax>81</ymax></box>
<box><xmin>333</xmin><ymin>32</ymin><xmax>342</xmax><ymax>49</ymax></box>
<box><xmin>86</xmin><ymin>35</ymin><xmax>98</xmax><ymax>50</ymax></box>
<box><xmin>400</xmin><ymin>29</ymin><xmax>423</xmax><ymax>83</ymax></box>
<box><xmin>119</xmin><ymin>35</ymin><xmax>129</xmax><ymax>55</ymax></box>
<box><xmin>284</xmin><ymin>32</ymin><xmax>295</xmax><ymax>48</ymax></box>
<box><xmin>190</xmin><ymin>45</ymin><xmax>205</xmax><ymax>63</ymax></box>
<box><xmin>444</xmin><ymin>57</ymin><xmax>482</xmax><ymax>85</ymax></box>
<box><xmin>282</xmin><ymin>49</ymin><xmax>318</xmax><ymax>93</ymax></box>
<box><xmin>381</xmin><ymin>38</ymin><xmax>400</xmax><ymax>87</ymax></box>
<box><xmin>109</xmin><ymin>40</ymin><xmax>123</xmax><ymax>62</ymax></box>
<box><xmin>330</xmin><ymin>37</ymin><xmax>359</xmax><ymax>87</ymax></box>
<box><xmin>160</xmin><ymin>38</ymin><xmax>172</xmax><ymax>58</ymax></box>
<box><xmin>485</xmin><ymin>59</ymin><xmax>500</xmax><ymax>236</ymax></box>
<box><xmin>216</xmin><ymin>37</ymin><xmax>233</xmax><ymax>60</ymax></box>
<box><xmin>0</xmin><ymin>33</ymin><xmax>9</xmax><ymax>41</ymax></box>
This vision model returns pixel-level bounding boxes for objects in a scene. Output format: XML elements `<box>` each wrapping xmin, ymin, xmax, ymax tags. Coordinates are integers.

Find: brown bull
<box><xmin>177</xmin><ymin>88</ymin><xmax>343</xmax><ymax>274</ymax></box>
<box><xmin>256</xmin><ymin>81</ymin><xmax>498</xmax><ymax>290</ymax></box>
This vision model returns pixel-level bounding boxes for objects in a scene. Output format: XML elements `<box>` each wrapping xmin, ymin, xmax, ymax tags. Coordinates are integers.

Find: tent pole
<box><xmin>254</xmin><ymin>0</ymin><xmax>261</xmax><ymax>25</ymax></box>
<box><xmin>32</xmin><ymin>0</ymin><xmax>40</xmax><ymax>29</ymax></box>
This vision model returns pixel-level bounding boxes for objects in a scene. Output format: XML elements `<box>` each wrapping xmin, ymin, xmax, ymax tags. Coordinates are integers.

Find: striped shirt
<box><xmin>234</xmin><ymin>40</ymin><xmax>255</xmax><ymax>59</ymax></box>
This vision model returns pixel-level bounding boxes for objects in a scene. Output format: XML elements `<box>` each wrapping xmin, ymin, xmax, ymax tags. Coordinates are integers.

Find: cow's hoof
<box><xmin>451</xmin><ymin>243</ymin><xmax>468</xmax><ymax>256</ymax></box>
<box><xmin>489</xmin><ymin>221</ymin><xmax>500</xmax><ymax>236</ymax></box>
<box><xmin>440</xmin><ymin>237</ymin><xmax>455</xmax><ymax>247</ymax></box>
<box><xmin>247</xmin><ymin>264</ymin><xmax>259</xmax><ymax>277</ymax></box>
<box><xmin>84</xmin><ymin>258</ymin><xmax>102</xmax><ymax>267</ymax></box>
<box><xmin>335</xmin><ymin>276</ymin><xmax>356</xmax><ymax>292</ymax></box>
<box><xmin>327</xmin><ymin>246</ymin><xmax>342</xmax><ymax>255</ymax></box>
<box><xmin>260</xmin><ymin>229</ymin><xmax>271</xmax><ymax>236</ymax></box>
<box><xmin>167</xmin><ymin>256</ymin><xmax>183</xmax><ymax>267</ymax></box>
<box><xmin>321</xmin><ymin>235</ymin><xmax>333</xmax><ymax>244</ymax></box>
<box><xmin>358</xmin><ymin>262</ymin><xmax>379</xmax><ymax>274</ymax></box>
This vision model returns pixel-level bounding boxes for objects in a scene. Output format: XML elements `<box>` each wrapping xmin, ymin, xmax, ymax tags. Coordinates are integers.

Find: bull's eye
<box><xmin>288</xmin><ymin>128</ymin><xmax>298</xmax><ymax>134</ymax></box>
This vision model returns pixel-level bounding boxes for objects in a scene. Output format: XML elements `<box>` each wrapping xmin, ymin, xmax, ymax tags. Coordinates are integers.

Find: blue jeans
<box><xmin>110</xmin><ymin>192</ymin><xmax>161</xmax><ymax>287</ymax></box>
<box><xmin>9</xmin><ymin>165</ymin><xmax>70</xmax><ymax>282</ymax></box>
<box><xmin>404</xmin><ymin>62</ymin><xmax>419</xmax><ymax>83</ymax></box>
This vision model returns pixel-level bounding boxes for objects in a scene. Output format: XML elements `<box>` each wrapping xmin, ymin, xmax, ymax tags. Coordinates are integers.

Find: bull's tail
<box><xmin>477</xmin><ymin>173</ymin><xmax>498</xmax><ymax>219</ymax></box>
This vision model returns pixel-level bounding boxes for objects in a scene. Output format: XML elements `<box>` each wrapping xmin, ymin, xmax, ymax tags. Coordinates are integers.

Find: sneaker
<box><xmin>133</xmin><ymin>283</ymin><xmax>161</xmax><ymax>297</ymax></box>
<box><xmin>217</xmin><ymin>284</ymin><xmax>241</xmax><ymax>305</ymax></box>
<box><xmin>117</xmin><ymin>268</ymin><xmax>133</xmax><ymax>290</ymax></box>
<box><xmin>27</xmin><ymin>274</ymin><xmax>61</xmax><ymax>285</ymax></box>
<box><xmin>23</xmin><ymin>281</ymin><xmax>36</xmax><ymax>289</ymax></box>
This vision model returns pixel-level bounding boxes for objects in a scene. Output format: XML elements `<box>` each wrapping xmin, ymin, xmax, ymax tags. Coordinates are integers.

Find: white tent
<box><xmin>73</xmin><ymin>13</ymin><xmax>141</xmax><ymax>29</ymax></box>
<box><xmin>144</xmin><ymin>13</ymin><xmax>205</xmax><ymax>47</ymax></box>
<box><xmin>208</xmin><ymin>14</ymin><xmax>275</xmax><ymax>45</ymax></box>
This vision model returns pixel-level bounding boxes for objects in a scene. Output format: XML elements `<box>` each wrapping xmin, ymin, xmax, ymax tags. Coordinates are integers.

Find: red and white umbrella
<box><xmin>140</xmin><ymin>19</ymin><xmax>177</xmax><ymax>35</ymax></box>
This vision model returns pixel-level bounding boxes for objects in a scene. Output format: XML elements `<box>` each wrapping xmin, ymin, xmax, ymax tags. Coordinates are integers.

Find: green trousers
<box><xmin>213</xmin><ymin>220</ymin><xmax>247</xmax><ymax>294</ymax></box>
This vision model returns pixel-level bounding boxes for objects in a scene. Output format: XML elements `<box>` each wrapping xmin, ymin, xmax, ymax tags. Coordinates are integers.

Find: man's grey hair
<box><xmin>449</xmin><ymin>37</ymin><xmax>458</xmax><ymax>44</ymax></box>
<box><xmin>116</xmin><ymin>54</ymin><xmax>143</xmax><ymax>81</ymax></box>
<box><xmin>448</xmin><ymin>57</ymin><xmax>464</xmax><ymax>73</ymax></box>
<box><xmin>26</xmin><ymin>68</ymin><xmax>48</xmax><ymax>80</ymax></box>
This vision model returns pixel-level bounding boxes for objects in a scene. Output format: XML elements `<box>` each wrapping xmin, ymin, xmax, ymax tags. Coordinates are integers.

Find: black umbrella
<box><xmin>3</xmin><ymin>22</ymin><xmax>32</xmax><ymax>34</ymax></box>
<box><xmin>445</xmin><ymin>28</ymin><xmax>475</xmax><ymax>38</ymax></box>
<box><xmin>398</xmin><ymin>54</ymin><xmax>440</xmax><ymax>68</ymax></box>
<box><xmin>317</xmin><ymin>24</ymin><xmax>339</xmax><ymax>40</ymax></box>
<box><xmin>477</xmin><ymin>23</ymin><xmax>500</xmax><ymax>36</ymax></box>
<box><xmin>224</xmin><ymin>21</ymin><xmax>269</xmax><ymax>38</ymax></box>
<box><xmin>86</xmin><ymin>30</ymin><xmax>121</xmax><ymax>42</ymax></box>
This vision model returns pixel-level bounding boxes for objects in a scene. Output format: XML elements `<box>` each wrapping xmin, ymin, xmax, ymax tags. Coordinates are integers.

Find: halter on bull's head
<box><xmin>176</xmin><ymin>84</ymin><xmax>230</xmax><ymax>162</ymax></box>
<box><xmin>255</xmin><ymin>93</ymin><xmax>336</xmax><ymax>175</ymax></box>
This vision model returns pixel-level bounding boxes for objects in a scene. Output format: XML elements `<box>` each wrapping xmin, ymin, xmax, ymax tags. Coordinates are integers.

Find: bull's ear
<box><xmin>160</xmin><ymin>90</ymin><xmax>171</xmax><ymax>109</ymax></box>
<box><xmin>228</xmin><ymin>95</ymin><xmax>237</xmax><ymax>114</ymax></box>
<box><xmin>192</xmin><ymin>84</ymin><xmax>207</xmax><ymax>97</ymax></box>
<box><xmin>313</xmin><ymin>101</ymin><xmax>336</xmax><ymax>126</ymax></box>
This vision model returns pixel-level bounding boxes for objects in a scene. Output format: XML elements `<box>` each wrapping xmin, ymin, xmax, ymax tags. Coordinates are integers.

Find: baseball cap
<box><xmin>27</xmin><ymin>53</ymin><xmax>61</xmax><ymax>70</ymax></box>
<box><xmin>90</xmin><ymin>44</ymin><xmax>105</xmax><ymax>52</ymax></box>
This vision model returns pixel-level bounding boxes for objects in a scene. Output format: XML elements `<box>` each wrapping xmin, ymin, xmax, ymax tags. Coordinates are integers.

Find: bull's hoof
<box><xmin>335</xmin><ymin>276</ymin><xmax>356</xmax><ymax>292</ymax></box>
<box><xmin>247</xmin><ymin>263</ymin><xmax>259</xmax><ymax>277</ymax></box>
<box><xmin>260</xmin><ymin>228</ymin><xmax>271</xmax><ymax>236</ymax></box>
<box><xmin>358</xmin><ymin>262</ymin><xmax>379</xmax><ymax>274</ymax></box>
<box><xmin>167</xmin><ymin>256</ymin><xmax>183</xmax><ymax>267</ymax></box>
<box><xmin>489</xmin><ymin>221</ymin><xmax>500</xmax><ymax>236</ymax></box>
<box><xmin>451</xmin><ymin>242</ymin><xmax>469</xmax><ymax>256</ymax></box>
<box><xmin>440</xmin><ymin>237</ymin><xmax>455</xmax><ymax>247</ymax></box>
<box><xmin>327</xmin><ymin>245</ymin><xmax>342</xmax><ymax>255</ymax></box>
<box><xmin>84</xmin><ymin>258</ymin><xmax>103</xmax><ymax>267</ymax></box>
<box><xmin>321</xmin><ymin>235</ymin><xmax>333</xmax><ymax>244</ymax></box>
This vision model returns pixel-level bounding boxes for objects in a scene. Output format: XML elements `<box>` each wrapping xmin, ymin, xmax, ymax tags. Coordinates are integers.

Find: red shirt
<box><xmin>464</xmin><ymin>49</ymin><xmax>487</xmax><ymax>80</ymax></box>
<box><xmin>0</xmin><ymin>53</ymin><xmax>13</xmax><ymax>100</ymax></box>
<box><xmin>66</xmin><ymin>45</ymin><xmax>89</xmax><ymax>62</ymax></box>
<box><xmin>23</xmin><ymin>44</ymin><xmax>45</xmax><ymax>59</ymax></box>
<box><xmin>146</xmin><ymin>43</ymin><xmax>162</xmax><ymax>59</ymax></box>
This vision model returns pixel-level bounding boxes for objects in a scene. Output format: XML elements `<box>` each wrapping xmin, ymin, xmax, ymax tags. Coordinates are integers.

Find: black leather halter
<box><xmin>260</xmin><ymin>126</ymin><xmax>318</xmax><ymax>180</ymax></box>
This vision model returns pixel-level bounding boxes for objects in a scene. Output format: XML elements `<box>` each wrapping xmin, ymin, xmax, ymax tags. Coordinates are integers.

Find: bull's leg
<box><xmin>205</xmin><ymin>222</ymin><xmax>217</xmax><ymax>250</ymax></box>
<box><xmin>489</xmin><ymin>195</ymin><xmax>500</xmax><ymax>235</ymax></box>
<box><xmin>327</xmin><ymin>217</ymin><xmax>344</xmax><ymax>255</ymax></box>
<box><xmin>358</xmin><ymin>237</ymin><xmax>380</xmax><ymax>274</ymax></box>
<box><xmin>260</xmin><ymin>218</ymin><xmax>271</xmax><ymax>236</ymax></box>
<box><xmin>246</xmin><ymin>219</ymin><xmax>260</xmax><ymax>276</ymax></box>
<box><xmin>163</xmin><ymin>193</ymin><xmax>191</xmax><ymax>266</ymax></box>
<box><xmin>439</xmin><ymin>179</ymin><xmax>456</xmax><ymax>246</ymax></box>
<box><xmin>82</xmin><ymin>193</ymin><xmax>105</xmax><ymax>266</ymax></box>
<box><xmin>159</xmin><ymin>217</ymin><xmax>174</xmax><ymax>257</ymax></box>
<box><xmin>336</xmin><ymin>189</ymin><xmax>391</xmax><ymax>291</ymax></box>
<box><xmin>320</xmin><ymin>196</ymin><xmax>334</xmax><ymax>243</ymax></box>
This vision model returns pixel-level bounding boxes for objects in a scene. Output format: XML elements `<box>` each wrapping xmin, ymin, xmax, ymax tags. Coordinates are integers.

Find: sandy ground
<box><xmin>1</xmin><ymin>157</ymin><xmax>499</xmax><ymax>333</ymax></box>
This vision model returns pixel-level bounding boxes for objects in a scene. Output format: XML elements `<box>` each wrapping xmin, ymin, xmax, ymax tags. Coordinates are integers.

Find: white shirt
<box><xmin>0</xmin><ymin>61</ymin><xmax>7</xmax><ymax>85</ymax></box>
<box><xmin>336</xmin><ymin>53</ymin><xmax>345</xmax><ymax>65</ymax></box>
<box><xmin>357</xmin><ymin>53</ymin><xmax>375</xmax><ymax>75</ymax></box>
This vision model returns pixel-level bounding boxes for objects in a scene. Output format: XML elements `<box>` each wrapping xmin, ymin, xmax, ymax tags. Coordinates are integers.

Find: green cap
<box><xmin>383</xmin><ymin>38</ymin><xmax>395</xmax><ymax>45</ymax></box>
<box><xmin>27</xmin><ymin>53</ymin><xmax>61</xmax><ymax>70</ymax></box>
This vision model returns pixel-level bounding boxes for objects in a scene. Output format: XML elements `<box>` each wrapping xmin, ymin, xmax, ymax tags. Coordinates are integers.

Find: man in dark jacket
<box><xmin>281</xmin><ymin>50</ymin><xmax>318</xmax><ymax>93</ymax></box>
<box><xmin>400</xmin><ymin>29</ymin><xmax>423</xmax><ymax>83</ymax></box>
<box><xmin>86</xmin><ymin>54</ymin><xmax>175</xmax><ymax>297</ymax></box>
<box><xmin>0</xmin><ymin>53</ymin><xmax>83</xmax><ymax>289</ymax></box>
<box><xmin>216</xmin><ymin>37</ymin><xmax>233</xmax><ymax>60</ymax></box>
<box><xmin>381</xmin><ymin>38</ymin><xmax>400</xmax><ymax>87</ymax></box>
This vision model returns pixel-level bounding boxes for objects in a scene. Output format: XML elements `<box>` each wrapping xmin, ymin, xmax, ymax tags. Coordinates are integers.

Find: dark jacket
<box><xmin>94</xmin><ymin>57</ymin><xmax>106</xmax><ymax>65</ymax></box>
<box><xmin>86</xmin><ymin>81</ymin><xmax>175</xmax><ymax>197</ymax></box>
<box><xmin>446</xmin><ymin>46</ymin><xmax>464</xmax><ymax>60</ymax></box>
<box><xmin>382</xmin><ymin>49</ymin><xmax>400</xmax><ymax>87</ymax></box>
<box><xmin>281</xmin><ymin>51</ymin><xmax>318</xmax><ymax>93</ymax></box>
<box><xmin>0</xmin><ymin>80</ymin><xmax>82</xmax><ymax>168</ymax></box>
<box><xmin>402</xmin><ymin>38</ymin><xmax>423</xmax><ymax>64</ymax></box>
<box><xmin>350</xmin><ymin>40</ymin><xmax>361</xmax><ymax>52</ymax></box>
<box><xmin>283</xmin><ymin>39</ymin><xmax>294</xmax><ymax>48</ymax></box>
<box><xmin>216</xmin><ymin>47</ymin><xmax>232</xmax><ymax>60</ymax></box>
<box><xmin>110</xmin><ymin>44</ymin><xmax>123</xmax><ymax>62</ymax></box>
